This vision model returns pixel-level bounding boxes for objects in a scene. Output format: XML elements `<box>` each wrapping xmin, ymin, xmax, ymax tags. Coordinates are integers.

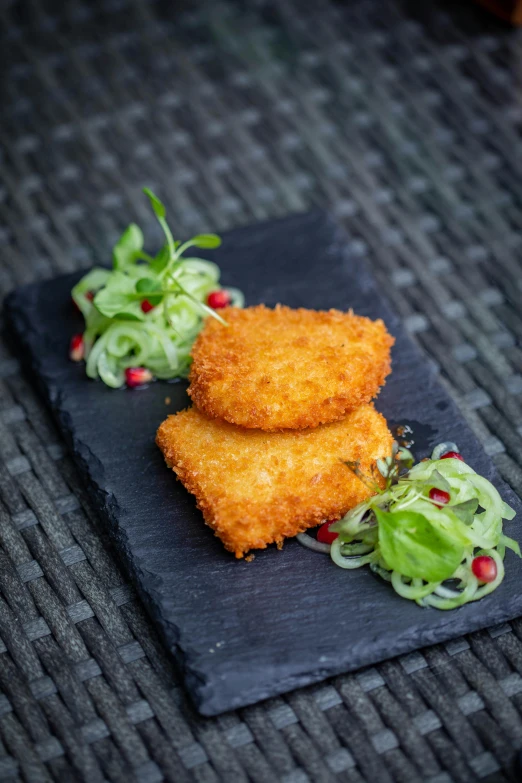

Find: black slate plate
<box><xmin>5</xmin><ymin>210</ymin><xmax>522</xmax><ymax>716</ymax></box>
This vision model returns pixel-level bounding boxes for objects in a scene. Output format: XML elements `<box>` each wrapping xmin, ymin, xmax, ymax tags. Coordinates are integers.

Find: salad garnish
<box><xmin>298</xmin><ymin>442</ymin><xmax>519</xmax><ymax>609</ymax></box>
<box><xmin>70</xmin><ymin>188</ymin><xmax>243</xmax><ymax>388</ymax></box>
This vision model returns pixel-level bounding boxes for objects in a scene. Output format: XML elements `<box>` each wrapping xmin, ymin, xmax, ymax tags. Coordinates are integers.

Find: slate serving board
<box><xmin>5</xmin><ymin>210</ymin><xmax>522</xmax><ymax>716</ymax></box>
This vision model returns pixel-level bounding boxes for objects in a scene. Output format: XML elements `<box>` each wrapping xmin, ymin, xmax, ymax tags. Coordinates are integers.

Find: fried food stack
<box><xmin>156</xmin><ymin>305</ymin><xmax>395</xmax><ymax>557</ymax></box>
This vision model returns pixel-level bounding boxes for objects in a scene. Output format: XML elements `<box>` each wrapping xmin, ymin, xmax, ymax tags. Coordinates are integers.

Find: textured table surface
<box><xmin>1</xmin><ymin>0</ymin><xmax>522</xmax><ymax>781</ymax></box>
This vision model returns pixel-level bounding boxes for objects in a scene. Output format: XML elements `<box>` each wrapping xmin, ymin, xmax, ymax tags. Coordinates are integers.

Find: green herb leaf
<box><xmin>411</xmin><ymin>469</ymin><xmax>451</xmax><ymax>494</ymax></box>
<box><xmin>143</xmin><ymin>187</ymin><xmax>166</xmax><ymax>219</ymax></box>
<box><xmin>374</xmin><ymin>507</ymin><xmax>464</xmax><ymax>582</ymax></box>
<box><xmin>150</xmin><ymin>245</ymin><xmax>170</xmax><ymax>274</ymax></box>
<box><xmin>190</xmin><ymin>234</ymin><xmax>222</xmax><ymax>249</ymax></box>
<box><xmin>136</xmin><ymin>277</ymin><xmax>163</xmax><ymax>306</ymax></box>
<box><xmin>114</xmin><ymin>312</ymin><xmax>143</xmax><ymax>322</ymax></box>
<box><xmin>449</xmin><ymin>498</ymin><xmax>479</xmax><ymax>525</ymax></box>
<box><xmin>112</xmin><ymin>224</ymin><xmax>144</xmax><ymax>270</ymax></box>
<box><xmin>136</xmin><ymin>278</ymin><xmax>162</xmax><ymax>294</ymax></box>
<box><xmin>426</xmin><ymin>469</ymin><xmax>451</xmax><ymax>493</ymax></box>
<box><xmin>93</xmin><ymin>272</ymin><xmax>136</xmax><ymax>318</ymax></box>
<box><xmin>426</xmin><ymin>469</ymin><xmax>451</xmax><ymax>494</ymax></box>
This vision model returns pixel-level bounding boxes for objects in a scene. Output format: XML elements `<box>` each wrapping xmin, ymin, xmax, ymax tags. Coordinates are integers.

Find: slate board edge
<box><xmin>193</xmin><ymin>580</ymin><xmax>522</xmax><ymax>715</ymax></box>
<box><xmin>4</xmin><ymin>209</ymin><xmax>522</xmax><ymax>717</ymax></box>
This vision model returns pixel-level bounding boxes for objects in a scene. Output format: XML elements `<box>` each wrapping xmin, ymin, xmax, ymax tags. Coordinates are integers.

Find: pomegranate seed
<box><xmin>440</xmin><ymin>451</ymin><xmax>464</xmax><ymax>462</ymax></box>
<box><xmin>317</xmin><ymin>520</ymin><xmax>339</xmax><ymax>545</ymax></box>
<box><xmin>140</xmin><ymin>299</ymin><xmax>155</xmax><ymax>313</ymax></box>
<box><xmin>471</xmin><ymin>555</ymin><xmax>497</xmax><ymax>583</ymax></box>
<box><xmin>69</xmin><ymin>334</ymin><xmax>84</xmax><ymax>362</ymax></box>
<box><xmin>207</xmin><ymin>290</ymin><xmax>231</xmax><ymax>309</ymax></box>
<box><xmin>125</xmin><ymin>367</ymin><xmax>153</xmax><ymax>388</ymax></box>
<box><xmin>429</xmin><ymin>487</ymin><xmax>450</xmax><ymax>506</ymax></box>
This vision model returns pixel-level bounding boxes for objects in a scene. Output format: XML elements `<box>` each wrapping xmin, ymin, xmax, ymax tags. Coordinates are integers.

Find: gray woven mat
<box><xmin>1</xmin><ymin>0</ymin><xmax>522</xmax><ymax>780</ymax></box>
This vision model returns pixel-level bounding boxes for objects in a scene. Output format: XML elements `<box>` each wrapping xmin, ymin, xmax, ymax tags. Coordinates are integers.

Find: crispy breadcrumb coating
<box><xmin>156</xmin><ymin>404</ymin><xmax>393</xmax><ymax>558</ymax></box>
<box><xmin>188</xmin><ymin>305</ymin><xmax>394</xmax><ymax>431</ymax></box>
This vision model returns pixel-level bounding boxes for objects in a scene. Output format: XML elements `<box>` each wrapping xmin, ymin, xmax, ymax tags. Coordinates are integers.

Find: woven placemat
<box><xmin>1</xmin><ymin>0</ymin><xmax>522</xmax><ymax>780</ymax></box>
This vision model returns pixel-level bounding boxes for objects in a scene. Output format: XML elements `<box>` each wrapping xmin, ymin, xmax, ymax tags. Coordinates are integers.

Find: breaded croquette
<box><xmin>188</xmin><ymin>305</ymin><xmax>394</xmax><ymax>431</ymax></box>
<box><xmin>156</xmin><ymin>404</ymin><xmax>393</xmax><ymax>558</ymax></box>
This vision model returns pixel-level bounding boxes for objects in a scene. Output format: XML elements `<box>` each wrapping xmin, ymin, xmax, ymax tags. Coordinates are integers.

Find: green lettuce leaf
<box><xmin>190</xmin><ymin>233</ymin><xmax>222</xmax><ymax>249</ymax></box>
<box><xmin>375</xmin><ymin>507</ymin><xmax>464</xmax><ymax>582</ymax></box>
<box><xmin>112</xmin><ymin>224</ymin><xmax>144</xmax><ymax>269</ymax></box>
<box><xmin>136</xmin><ymin>277</ymin><xmax>163</xmax><ymax>306</ymax></box>
<box><xmin>93</xmin><ymin>272</ymin><xmax>137</xmax><ymax>317</ymax></box>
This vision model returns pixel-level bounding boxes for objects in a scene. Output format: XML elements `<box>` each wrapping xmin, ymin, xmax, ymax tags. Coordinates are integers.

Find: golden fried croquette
<box><xmin>156</xmin><ymin>404</ymin><xmax>393</xmax><ymax>558</ymax></box>
<box><xmin>188</xmin><ymin>305</ymin><xmax>394</xmax><ymax>431</ymax></box>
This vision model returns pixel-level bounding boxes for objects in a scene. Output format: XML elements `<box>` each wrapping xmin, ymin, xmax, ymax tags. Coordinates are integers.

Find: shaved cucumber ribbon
<box><xmin>301</xmin><ymin>453</ymin><xmax>518</xmax><ymax>611</ymax></box>
<box><xmin>330</xmin><ymin>539</ymin><xmax>378</xmax><ymax>570</ymax></box>
<box><xmin>72</xmin><ymin>267</ymin><xmax>111</xmax><ymax>318</ymax></box>
<box><xmin>75</xmin><ymin>257</ymin><xmax>241</xmax><ymax>387</ymax></box>
<box><xmin>296</xmin><ymin>533</ymin><xmax>331</xmax><ymax>554</ymax></box>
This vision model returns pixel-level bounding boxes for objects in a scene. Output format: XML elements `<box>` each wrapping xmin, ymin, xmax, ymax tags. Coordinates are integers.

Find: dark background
<box><xmin>1</xmin><ymin>1</ymin><xmax>522</xmax><ymax>781</ymax></box>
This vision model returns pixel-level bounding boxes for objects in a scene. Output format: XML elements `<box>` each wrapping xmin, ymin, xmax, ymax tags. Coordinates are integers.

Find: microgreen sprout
<box><xmin>70</xmin><ymin>188</ymin><xmax>242</xmax><ymax>388</ymax></box>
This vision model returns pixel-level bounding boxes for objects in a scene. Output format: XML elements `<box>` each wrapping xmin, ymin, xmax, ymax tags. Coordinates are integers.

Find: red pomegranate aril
<box><xmin>140</xmin><ymin>299</ymin><xmax>155</xmax><ymax>313</ymax></box>
<box><xmin>440</xmin><ymin>451</ymin><xmax>464</xmax><ymax>462</ymax></box>
<box><xmin>125</xmin><ymin>367</ymin><xmax>153</xmax><ymax>388</ymax></box>
<box><xmin>69</xmin><ymin>334</ymin><xmax>84</xmax><ymax>362</ymax></box>
<box><xmin>429</xmin><ymin>487</ymin><xmax>450</xmax><ymax>506</ymax></box>
<box><xmin>471</xmin><ymin>555</ymin><xmax>497</xmax><ymax>583</ymax></box>
<box><xmin>207</xmin><ymin>289</ymin><xmax>231</xmax><ymax>309</ymax></box>
<box><xmin>317</xmin><ymin>520</ymin><xmax>339</xmax><ymax>545</ymax></box>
